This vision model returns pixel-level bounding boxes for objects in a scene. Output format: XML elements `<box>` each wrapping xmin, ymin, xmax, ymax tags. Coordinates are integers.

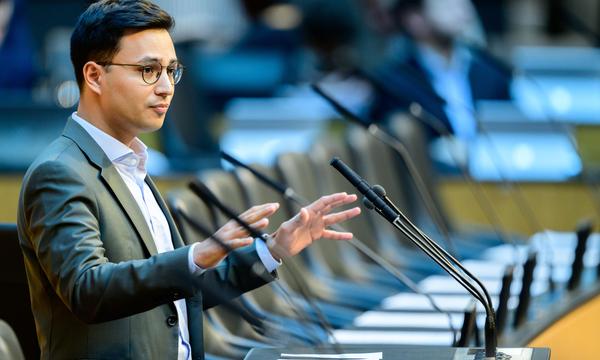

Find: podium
<box><xmin>244</xmin><ymin>345</ymin><xmax>551</xmax><ymax>360</ymax></box>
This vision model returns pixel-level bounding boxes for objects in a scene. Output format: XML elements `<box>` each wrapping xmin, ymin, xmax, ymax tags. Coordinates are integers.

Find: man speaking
<box><xmin>17</xmin><ymin>1</ymin><xmax>360</xmax><ymax>359</ymax></box>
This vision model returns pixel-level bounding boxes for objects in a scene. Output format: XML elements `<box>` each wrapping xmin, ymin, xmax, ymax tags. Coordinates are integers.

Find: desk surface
<box><xmin>245</xmin><ymin>345</ymin><xmax>551</xmax><ymax>360</ymax></box>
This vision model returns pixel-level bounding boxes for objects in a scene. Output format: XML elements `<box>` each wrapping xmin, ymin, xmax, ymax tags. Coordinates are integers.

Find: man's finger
<box><xmin>321</xmin><ymin>229</ymin><xmax>354</xmax><ymax>240</ymax></box>
<box><xmin>240</xmin><ymin>203</ymin><xmax>279</xmax><ymax>223</ymax></box>
<box><xmin>323</xmin><ymin>207</ymin><xmax>361</xmax><ymax>226</ymax></box>
<box><xmin>308</xmin><ymin>192</ymin><xmax>348</xmax><ymax>213</ymax></box>
<box><xmin>318</xmin><ymin>194</ymin><xmax>358</xmax><ymax>215</ymax></box>
<box><xmin>226</xmin><ymin>237</ymin><xmax>254</xmax><ymax>249</ymax></box>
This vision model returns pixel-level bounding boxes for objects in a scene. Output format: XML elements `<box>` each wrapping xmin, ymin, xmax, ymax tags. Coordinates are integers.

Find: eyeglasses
<box><xmin>97</xmin><ymin>61</ymin><xmax>184</xmax><ymax>85</ymax></box>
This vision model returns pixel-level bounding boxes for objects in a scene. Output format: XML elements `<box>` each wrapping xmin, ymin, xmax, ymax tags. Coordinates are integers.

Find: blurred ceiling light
<box><xmin>513</xmin><ymin>143</ymin><xmax>535</xmax><ymax>170</ymax></box>
<box><xmin>56</xmin><ymin>80</ymin><xmax>79</xmax><ymax>108</ymax></box>
<box><xmin>261</xmin><ymin>4</ymin><xmax>302</xmax><ymax>31</ymax></box>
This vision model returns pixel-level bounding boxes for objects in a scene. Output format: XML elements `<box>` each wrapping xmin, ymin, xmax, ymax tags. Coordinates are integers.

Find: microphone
<box><xmin>311</xmin><ymin>82</ymin><xmax>459</xmax><ymax>256</ymax></box>
<box><xmin>187</xmin><ymin>180</ymin><xmax>342</xmax><ymax>349</ymax></box>
<box><xmin>220</xmin><ymin>150</ymin><xmax>459</xmax><ymax>343</ymax></box>
<box><xmin>567</xmin><ymin>220</ymin><xmax>593</xmax><ymax>291</ymax></box>
<box><xmin>513</xmin><ymin>252</ymin><xmax>537</xmax><ymax>329</ymax></box>
<box><xmin>330</xmin><ymin>157</ymin><xmax>501</xmax><ymax>359</ymax></box>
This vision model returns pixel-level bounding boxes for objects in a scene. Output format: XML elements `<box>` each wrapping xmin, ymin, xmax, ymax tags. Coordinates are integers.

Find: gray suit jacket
<box><xmin>17</xmin><ymin>118</ymin><xmax>275</xmax><ymax>359</ymax></box>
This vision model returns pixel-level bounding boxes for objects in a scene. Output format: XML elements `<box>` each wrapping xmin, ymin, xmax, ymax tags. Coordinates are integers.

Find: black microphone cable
<box><xmin>221</xmin><ymin>150</ymin><xmax>460</xmax><ymax>344</ymax></box>
<box><xmin>187</xmin><ymin>180</ymin><xmax>343</xmax><ymax>351</ymax></box>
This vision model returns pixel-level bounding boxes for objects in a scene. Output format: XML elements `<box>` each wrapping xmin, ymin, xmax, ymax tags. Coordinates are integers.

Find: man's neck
<box><xmin>76</xmin><ymin>103</ymin><xmax>135</xmax><ymax>147</ymax></box>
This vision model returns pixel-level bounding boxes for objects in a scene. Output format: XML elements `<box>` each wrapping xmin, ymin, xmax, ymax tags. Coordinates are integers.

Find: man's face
<box><xmin>423</xmin><ymin>0</ymin><xmax>474</xmax><ymax>38</ymax></box>
<box><xmin>98</xmin><ymin>28</ymin><xmax>177</xmax><ymax>142</ymax></box>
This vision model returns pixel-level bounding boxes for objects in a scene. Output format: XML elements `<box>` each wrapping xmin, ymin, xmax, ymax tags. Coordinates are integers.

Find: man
<box><xmin>17</xmin><ymin>1</ymin><xmax>360</xmax><ymax>359</ymax></box>
<box><xmin>370</xmin><ymin>0</ymin><xmax>512</xmax><ymax>141</ymax></box>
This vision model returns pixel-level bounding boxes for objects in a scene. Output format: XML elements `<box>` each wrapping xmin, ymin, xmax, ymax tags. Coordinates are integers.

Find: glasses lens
<box><xmin>172</xmin><ymin>65</ymin><xmax>183</xmax><ymax>85</ymax></box>
<box><xmin>141</xmin><ymin>63</ymin><xmax>162</xmax><ymax>84</ymax></box>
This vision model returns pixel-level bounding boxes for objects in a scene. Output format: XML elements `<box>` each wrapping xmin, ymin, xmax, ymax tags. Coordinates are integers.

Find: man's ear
<box><xmin>82</xmin><ymin>61</ymin><xmax>104</xmax><ymax>95</ymax></box>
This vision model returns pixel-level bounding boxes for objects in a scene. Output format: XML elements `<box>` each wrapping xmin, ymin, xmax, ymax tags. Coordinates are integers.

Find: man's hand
<box><xmin>266</xmin><ymin>192</ymin><xmax>360</xmax><ymax>260</ymax></box>
<box><xmin>193</xmin><ymin>202</ymin><xmax>279</xmax><ymax>268</ymax></box>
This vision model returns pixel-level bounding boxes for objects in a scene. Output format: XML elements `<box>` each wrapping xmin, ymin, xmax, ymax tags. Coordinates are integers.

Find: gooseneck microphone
<box><xmin>220</xmin><ymin>150</ymin><xmax>459</xmax><ymax>343</ymax></box>
<box><xmin>330</xmin><ymin>157</ymin><xmax>500</xmax><ymax>359</ymax></box>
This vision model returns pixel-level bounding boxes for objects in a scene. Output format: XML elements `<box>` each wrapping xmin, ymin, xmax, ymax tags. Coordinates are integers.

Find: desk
<box><xmin>245</xmin><ymin>345</ymin><xmax>550</xmax><ymax>360</ymax></box>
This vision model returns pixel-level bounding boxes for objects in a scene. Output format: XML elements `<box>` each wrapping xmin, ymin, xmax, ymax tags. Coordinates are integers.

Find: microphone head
<box><xmin>371</xmin><ymin>184</ymin><xmax>387</xmax><ymax>197</ymax></box>
<box><xmin>362</xmin><ymin>196</ymin><xmax>374</xmax><ymax>210</ymax></box>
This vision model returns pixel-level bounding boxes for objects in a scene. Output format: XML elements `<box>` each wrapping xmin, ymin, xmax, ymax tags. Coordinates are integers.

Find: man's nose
<box><xmin>154</xmin><ymin>70</ymin><xmax>174</xmax><ymax>96</ymax></box>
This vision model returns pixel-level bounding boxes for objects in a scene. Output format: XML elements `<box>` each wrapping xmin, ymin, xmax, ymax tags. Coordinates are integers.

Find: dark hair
<box><xmin>70</xmin><ymin>0</ymin><xmax>174</xmax><ymax>89</ymax></box>
<box><xmin>393</xmin><ymin>0</ymin><xmax>423</xmax><ymax>15</ymax></box>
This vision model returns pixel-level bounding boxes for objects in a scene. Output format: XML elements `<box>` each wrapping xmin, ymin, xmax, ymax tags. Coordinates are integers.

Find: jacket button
<box><xmin>166</xmin><ymin>315</ymin><xmax>178</xmax><ymax>327</ymax></box>
<box><xmin>172</xmin><ymin>292</ymin><xmax>180</xmax><ymax>300</ymax></box>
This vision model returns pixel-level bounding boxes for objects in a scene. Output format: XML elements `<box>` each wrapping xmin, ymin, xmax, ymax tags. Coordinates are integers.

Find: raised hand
<box><xmin>266</xmin><ymin>192</ymin><xmax>360</xmax><ymax>260</ymax></box>
<box><xmin>193</xmin><ymin>202</ymin><xmax>279</xmax><ymax>268</ymax></box>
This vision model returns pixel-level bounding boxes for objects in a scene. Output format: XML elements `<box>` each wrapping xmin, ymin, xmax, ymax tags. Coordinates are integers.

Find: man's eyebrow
<box><xmin>137</xmin><ymin>56</ymin><xmax>179</xmax><ymax>64</ymax></box>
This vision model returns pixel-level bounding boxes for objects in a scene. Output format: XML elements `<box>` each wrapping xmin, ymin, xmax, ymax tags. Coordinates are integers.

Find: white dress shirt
<box><xmin>417</xmin><ymin>43</ymin><xmax>476</xmax><ymax>141</ymax></box>
<box><xmin>72</xmin><ymin>112</ymin><xmax>280</xmax><ymax>359</ymax></box>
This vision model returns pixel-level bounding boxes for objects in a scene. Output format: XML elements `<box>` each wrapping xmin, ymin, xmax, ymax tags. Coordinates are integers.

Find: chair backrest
<box><xmin>235</xmin><ymin>165</ymin><xmax>326</xmax><ymax>319</ymax></box>
<box><xmin>275</xmin><ymin>152</ymin><xmax>354</xmax><ymax>279</ymax></box>
<box><xmin>345</xmin><ymin>125</ymin><xmax>415</xmax><ymax>252</ymax></box>
<box><xmin>0</xmin><ymin>223</ymin><xmax>39</xmax><ymax>360</ymax></box>
<box><xmin>387</xmin><ymin>114</ymin><xmax>453</xmax><ymax>231</ymax></box>
<box><xmin>309</xmin><ymin>137</ymin><xmax>381</xmax><ymax>252</ymax></box>
<box><xmin>166</xmin><ymin>187</ymin><xmax>218</xmax><ymax>246</ymax></box>
<box><xmin>0</xmin><ymin>320</ymin><xmax>25</xmax><ymax>360</ymax></box>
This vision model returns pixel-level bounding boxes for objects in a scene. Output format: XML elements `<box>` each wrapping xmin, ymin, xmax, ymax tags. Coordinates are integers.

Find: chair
<box><xmin>345</xmin><ymin>126</ymin><xmax>440</xmax><ymax>273</ymax></box>
<box><xmin>0</xmin><ymin>223</ymin><xmax>39</xmax><ymax>359</ymax></box>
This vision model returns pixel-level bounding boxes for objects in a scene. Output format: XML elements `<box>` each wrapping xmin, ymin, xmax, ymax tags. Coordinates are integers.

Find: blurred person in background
<box><xmin>0</xmin><ymin>0</ymin><xmax>35</xmax><ymax>92</ymax></box>
<box><xmin>368</xmin><ymin>0</ymin><xmax>512</xmax><ymax>168</ymax></box>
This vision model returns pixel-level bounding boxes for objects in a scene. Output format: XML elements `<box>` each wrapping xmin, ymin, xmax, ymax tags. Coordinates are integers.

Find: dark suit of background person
<box><xmin>16</xmin><ymin>115</ymin><xmax>277</xmax><ymax>359</ymax></box>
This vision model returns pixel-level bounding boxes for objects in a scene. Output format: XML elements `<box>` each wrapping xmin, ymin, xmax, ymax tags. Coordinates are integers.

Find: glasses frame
<box><xmin>97</xmin><ymin>61</ymin><xmax>184</xmax><ymax>85</ymax></box>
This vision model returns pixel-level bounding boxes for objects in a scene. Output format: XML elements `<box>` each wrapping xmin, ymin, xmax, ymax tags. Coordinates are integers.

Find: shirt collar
<box><xmin>71</xmin><ymin>112</ymin><xmax>148</xmax><ymax>171</ymax></box>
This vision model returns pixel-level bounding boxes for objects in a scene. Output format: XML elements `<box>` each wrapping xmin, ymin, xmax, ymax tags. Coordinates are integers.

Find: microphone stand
<box><xmin>187</xmin><ymin>180</ymin><xmax>343</xmax><ymax>352</ymax></box>
<box><xmin>330</xmin><ymin>157</ymin><xmax>507</xmax><ymax>359</ymax></box>
<box><xmin>220</xmin><ymin>150</ymin><xmax>459</xmax><ymax>344</ymax></box>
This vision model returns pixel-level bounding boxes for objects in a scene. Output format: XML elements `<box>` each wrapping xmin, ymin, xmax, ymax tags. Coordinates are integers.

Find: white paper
<box><xmin>280</xmin><ymin>352</ymin><xmax>382</xmax><ymax>359</ymax></box>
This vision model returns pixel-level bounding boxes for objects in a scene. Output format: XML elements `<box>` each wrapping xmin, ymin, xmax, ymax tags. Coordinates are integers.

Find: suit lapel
<box><xmin>62</xmin><ymin>118</ymin><xmax>158</xmax><ymax>256</ymax></box>
<box><xmin>146</xmin><ymin>176</ymin><xmax>185</xmax><ymax>249</ymax></box>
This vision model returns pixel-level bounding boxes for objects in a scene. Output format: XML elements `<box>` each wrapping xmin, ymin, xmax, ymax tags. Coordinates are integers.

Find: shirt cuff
<box><xmin>188</xmin><ymin>243</ymin><xmax>206</xmax><ymax>276</ymax></box>
<box><xmin>256</xmin><ymin>237</ymin><xmax>282</xmax><ymax>273</ymax></box>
